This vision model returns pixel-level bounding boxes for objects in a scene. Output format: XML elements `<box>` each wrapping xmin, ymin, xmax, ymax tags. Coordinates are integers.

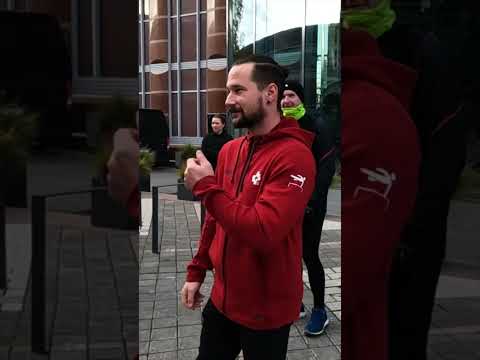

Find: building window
<box><xmin>75</xmin><ymin>0</ymin><xmax>137</xmax><ymax>78</ymax></box>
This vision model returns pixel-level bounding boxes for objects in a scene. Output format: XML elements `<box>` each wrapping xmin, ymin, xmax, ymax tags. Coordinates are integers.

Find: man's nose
<box><xmin>225</xmin><ymin>92</ymin><xmax>235</xmax><ymax>107</ymax></box>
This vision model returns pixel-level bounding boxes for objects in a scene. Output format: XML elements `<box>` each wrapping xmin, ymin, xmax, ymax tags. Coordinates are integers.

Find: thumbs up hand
<box><xmin>184</xmin><ymin>150</ymin><xmax>214</xmax><ymax>191</ymax></box>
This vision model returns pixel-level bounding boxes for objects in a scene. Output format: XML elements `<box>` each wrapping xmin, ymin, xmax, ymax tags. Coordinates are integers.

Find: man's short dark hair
<box><xmin>211</xmin><ymin>113</ymin><xmax>226</xmax><ymax>124</ymax></box>
<box><xmin>232</xmin><ymin>55</ymin><xmax>289</xmax><ymax>111</ymax></box>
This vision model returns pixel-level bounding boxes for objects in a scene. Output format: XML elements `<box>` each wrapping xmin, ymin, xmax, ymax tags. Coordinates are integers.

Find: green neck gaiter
<box><xmin>282</xmin><ymin>104</ymin><xmax>306</xmax><ymax>121</ymax></box>
<box><xmin>342</xmin><ymin>0</ymin><xmax>396</xmax><ymax>38</ymax></box>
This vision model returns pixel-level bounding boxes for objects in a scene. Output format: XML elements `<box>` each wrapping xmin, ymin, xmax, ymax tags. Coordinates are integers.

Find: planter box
<box><xmin>90</xmin><ymin>178</ymin><xmax>139</xmax><ymax>230</ymax></box>
<box><xmin>177</xmin><ymin>179</ymin><xmax>197</xmax><ymax>201</ymax></box>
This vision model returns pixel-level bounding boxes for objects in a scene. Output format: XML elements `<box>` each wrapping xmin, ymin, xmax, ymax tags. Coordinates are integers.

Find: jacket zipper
<box><xmin>222</xmin><ymin>139</ymin><xmax>257</xmax><ymax>313</ymax></box>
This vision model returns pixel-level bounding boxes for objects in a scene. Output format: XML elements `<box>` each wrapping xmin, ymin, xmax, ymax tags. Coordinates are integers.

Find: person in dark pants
<box><xmin>281</xmin><ymin>80</ymin><xmax>336</xmax><ymax>336</ymax></box>
<box><xmin>382</xmin><ymin>2</ymin><xmax>476</xmax><ymax>358</ymax></box>
<box><xmin>181</xmin><ymin>55</ymin><xmax>316</xmax><ymax>360</ymax></box>
<box><xmin>201</xmin><ymin>113</ymin><xmax>233</xmax><ymax>171</ymax></box>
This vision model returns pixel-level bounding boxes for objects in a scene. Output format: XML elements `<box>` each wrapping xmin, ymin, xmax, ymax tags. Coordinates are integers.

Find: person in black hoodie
<box><xmin>281</xmin><ymin>80</ymin><xmax>337</xmax><ymax>336</ymax></box>
<box><xmin>201</xmin><ymin>113</ymin><xmax>233</xmax><ymax>171</ymax></box>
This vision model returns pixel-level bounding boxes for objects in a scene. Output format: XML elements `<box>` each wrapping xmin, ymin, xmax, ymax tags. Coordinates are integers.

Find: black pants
<box><xmin>303</xmin><ymin>207</ymin><xmax>327</xmax><ymax>309</ymax></box>
<box><xmin>388</xmin><ymin>197</ymin><xmax>451</xmax><ymax>360</ymax></box>
<box><xmin>197</xmin><ymin>299</ymin><xmax>291</xmax><ymax>360</ymax></box>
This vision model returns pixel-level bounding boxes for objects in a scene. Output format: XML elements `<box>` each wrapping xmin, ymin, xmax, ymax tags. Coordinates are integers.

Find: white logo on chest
<box><xmin>252</xmin><ymin>171</ymin><xmax>262</xmax><ymax>186</ymax></box>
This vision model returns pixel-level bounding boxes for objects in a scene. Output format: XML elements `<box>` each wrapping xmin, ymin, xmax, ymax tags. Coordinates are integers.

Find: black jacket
<box><xmin>298</xmin><ymin>112</ymin><xmax>336</xmax><ymax>213</ymax></box>
<box><xmin>201</xmin><ymin>131</ymin><xmax>233</xmax><ymax>170</ymax></box>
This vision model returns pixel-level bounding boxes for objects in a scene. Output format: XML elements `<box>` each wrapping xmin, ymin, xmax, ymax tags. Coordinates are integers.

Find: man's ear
<box><xmin>265</xmin><ymin>83</ymin><xmax>278</xmax><ymax>105</ymax></box>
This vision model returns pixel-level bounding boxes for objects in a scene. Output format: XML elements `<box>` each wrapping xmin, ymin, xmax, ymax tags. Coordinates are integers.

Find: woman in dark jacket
<box><xmin>201</xmin><ymin>113</ymin><xmax>233</xmax><ymax>171</ymax></box>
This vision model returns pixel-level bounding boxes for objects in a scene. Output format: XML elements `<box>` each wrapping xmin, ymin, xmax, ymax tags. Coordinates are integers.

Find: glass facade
<box><xmin>229</xmin><ymin>0</ymin><xmax>341</xmax><ymax>137</ymax></box>
<box><xmin>138</xmin><ymin>0</ymin><xmax>226</xmax><ymax>145</ymax></box>
<box><xmin>138</xmin><ymin>0</ymin><xmax>340</xmax><ymax>144</ymax></box>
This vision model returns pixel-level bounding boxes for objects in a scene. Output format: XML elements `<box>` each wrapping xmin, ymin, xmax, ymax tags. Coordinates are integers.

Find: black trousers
<box><xmin>389</xmin><ymin>197</ymin><xmax>451</xmax><ymax>360</ymax></box>
<box><xmin>303</xmin><ymin>208</ymin><xmax>326</xmax><ymax>309</ymax></box>
<box><xmin>197</xmin><ymin>299</ymin><xmax>291</xmax><ymax>360</ymax></box>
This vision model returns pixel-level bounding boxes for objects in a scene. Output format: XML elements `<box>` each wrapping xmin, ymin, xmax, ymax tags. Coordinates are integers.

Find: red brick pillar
<box><xmin>148</xmin><ymin>0</ymin><xmax>169</xmax><ymax>112</ymax></box>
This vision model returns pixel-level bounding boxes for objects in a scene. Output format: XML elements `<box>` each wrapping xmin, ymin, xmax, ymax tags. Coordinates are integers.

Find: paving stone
<box><xmin>178</xmin><ymin>336</ymin><xmax>200</xmax><ymax>350</ymax></box>
<box><xmin>149</xmin><ymin>339</ymin><xmax>177</xmax><ymax>353</ymax></box>
<box><xmin>287</xmin><ymin>349</ymin><xmax>317</xmax><ymax>360</ymax></box>
<box><xmin>312</xmin><ymin>347</ymin><xmax>341</xmax><ymax>360</ymax></box>
<box><xmin>288</xmin><ymin>337</ymin><xmax>308</xmax><ymax>351</ymax></box>
<box><xmin>151</xmin><ymin>327</ymin><xmax>177</xmax><ymax>341</ymax></box>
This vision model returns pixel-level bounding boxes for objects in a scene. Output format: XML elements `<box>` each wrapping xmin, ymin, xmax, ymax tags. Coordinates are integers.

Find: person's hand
<box><xmin>181</xmin><ymin>281</ymin><xmax>204</xmax><ymax>310</ymax></box>
<box><xmin>184</xmin><ymin>150</ymin><xmax>214</xmax><ymax>191</ymax></box>
<box><xmin>107</xmin><ymin>128</ymin><xmax>140</xmax><ymax>205</ymax></box>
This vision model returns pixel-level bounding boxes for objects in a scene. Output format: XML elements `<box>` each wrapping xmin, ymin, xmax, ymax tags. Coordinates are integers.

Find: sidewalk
<box><xmin>138</xmin><ymin>193</ymin><xmax>341</xmax><ymax>360</ymax></box>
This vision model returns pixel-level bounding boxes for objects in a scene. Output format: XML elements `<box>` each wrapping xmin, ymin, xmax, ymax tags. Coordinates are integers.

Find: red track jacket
<box><xmin>187</xmin><ymin>117</ymin><xmax>316</xmax><ymax>330</ymax></box>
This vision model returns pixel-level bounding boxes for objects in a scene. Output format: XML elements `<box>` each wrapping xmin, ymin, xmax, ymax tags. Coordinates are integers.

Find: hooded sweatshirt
<box><xmin>187</xmin><ymin>117</ymin><xmax>316</xmax><ymax>330</ymax></box>
<box><xmin>341</xmin><ymin>29</ymin><xmax>420</xmax><ymax>360</ymax></box>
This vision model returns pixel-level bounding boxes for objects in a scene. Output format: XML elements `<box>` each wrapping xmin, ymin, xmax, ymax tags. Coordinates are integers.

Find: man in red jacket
<box><xmin>181</xmin><ymin>55</ymin><xmax>316</xmax><ymax>359</ymax></box>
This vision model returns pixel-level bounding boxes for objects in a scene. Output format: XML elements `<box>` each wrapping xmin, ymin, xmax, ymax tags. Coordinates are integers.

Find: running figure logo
<box><xmin>252</xmin><ymin>171</ymin><xmax>262</xmax><ymax>186</ymax></box>
<box><xmin>354</xmin><ymin>168</ymin><xmax>396</xmax><ymax>210</ymax></box>
<box><xmin>288</xmin><ymin>174</ymin><xmax>306</xmax><ymax>192</ymax></box>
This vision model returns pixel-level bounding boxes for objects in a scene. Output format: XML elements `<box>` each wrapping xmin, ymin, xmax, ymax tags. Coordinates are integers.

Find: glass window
<box><xmin>200</xmin><ymin>13</ymin><xmax>207</xmax><ymax>59</ymax></box>
<box><xmin>149</xmin><ymin>18</ymin><xmax>168</xmax><ymax>42</ymax></box>
<box><xmin>181</xmin><ymin>94</ymin><xmax>198</xmax><ymax>136</ymax></box>
<box><xmin>78</xmin><ymin>0</ymin><xmax>93</xmax><ymax>76</ymax></box>
<box><xmin>230</xmin><ymin>0</ymin><xmax>254</xmax><ymax>60</ymax></box>
<box><xmin>181</xmin><ymin>15</ymin><xmax>197</xmax><ymax>61</ymax></box>
<box><xmin>200</xmin><ymin>93</ymin><xmax>207</xmax><ymax>136</ymax></box>
<box><xmin>171</xmin><ymin>93</ymin><xmax>178</xmax><ymax>136</ymax></box>
<box><xmin>181</xmin><ymin>0</ymin><xmax>196</xmax><ymax>14</ymax></box>
<box><xmin>181</xmin><ymin>69</ymin><xmax>197</xmax><ymax>90</ymax></box>
<box><xmin>142</xmin><ymin>0</ymin><xmax>150</xmax><ymax>20</ymax></box>
<box><xmin>201</xmin><ymin>68</ymin><xmax>207</xmax><ymax>89</ymax></box>
<box><xmin>15</xmin><ymin>0</ymin><xmax>26</xmax><ymax>10</ymax></box>
<box><xmin>172</xmin><ymin>70</ymin><xmax>178</xmax><ymax>91</ymax></box>
<box><xmin>171</xmin><ymin>18</ymin><xmax>178</xmax><ymax>62</ymax></box>
<box><xmin>100</xmin><ymin>0</ymin><xmax>138</xmax><ymax>77</ymax></box>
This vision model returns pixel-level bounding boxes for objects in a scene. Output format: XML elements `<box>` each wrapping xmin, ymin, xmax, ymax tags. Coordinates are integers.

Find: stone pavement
<box><xmin>0</xmin><ymin>208</ymin><xmax>138</xmax><ymax>360</ymax></box>
<box><xmin>427</xmin><ymin>198</ymin><xmax>480</xmax><ymax>360</ymax></box>
<box><xmin>428</xmin><ymin>263</ymin><xmax>480</xmax><ymax>360</ymax></box>
<box><xmin>138</xmin><ymin>193</ymin><xmax>341</xmax><ymax>360</ymax></box>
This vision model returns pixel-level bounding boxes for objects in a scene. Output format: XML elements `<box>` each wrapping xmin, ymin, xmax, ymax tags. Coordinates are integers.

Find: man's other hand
<box><xmin>107</xmin><ymin>128</ymin><xmax>139</xmax><ymax>205</ymax></box>
<box><xmin>181</xmin><ymin>281</ymin><xmax>204</xmax><ymax>310</ymax></box>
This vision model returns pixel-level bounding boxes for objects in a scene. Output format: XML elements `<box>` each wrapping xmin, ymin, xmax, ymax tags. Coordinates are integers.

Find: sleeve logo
<box><xmin>288</xmin><ymin>174</ymin><xmax>306</xmax><ymax>191</ymax></box>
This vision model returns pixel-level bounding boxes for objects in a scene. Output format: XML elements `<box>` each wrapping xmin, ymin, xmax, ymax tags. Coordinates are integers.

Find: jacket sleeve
<box><xmin>192</xmin><ymin>147</ymin><xmax>316</xmax><ymax>255</ymax></box>
<box><xmin>186</xmin><ymin>210</ymin><xmax>215</xmax><ymax>283</ymax></box>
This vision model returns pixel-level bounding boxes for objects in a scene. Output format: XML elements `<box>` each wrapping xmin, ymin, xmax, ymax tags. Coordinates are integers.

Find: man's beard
<box><xmin>229</xmin><ymin>98</ymin><xmax>265</xmax><ymax>129</ymax></box>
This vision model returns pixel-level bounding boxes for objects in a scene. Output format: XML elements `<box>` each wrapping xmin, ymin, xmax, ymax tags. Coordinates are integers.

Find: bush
<box><xmin>140</xmin><ymin>148</ymin><xmax>155</xmax><ymax>175</ymax></box>
<box><xmin>0</xmin><ymin>98</ymin><xmax>37</xmax><ymax>165</ymax></box>
<box><xmin>177</xmin><ymin>144</ymin><xmax>198</xmax><ymax>179</ymax></box>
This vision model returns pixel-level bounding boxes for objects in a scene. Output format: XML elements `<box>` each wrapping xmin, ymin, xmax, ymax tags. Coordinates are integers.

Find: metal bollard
<box><xmin>31</xmin><ymin>195</ymin><xmax>47</xmax><ymax>354</ymax></box>
<box><xmin>152</xmin><ymin>186</ymin><xmax>159</xmax><ymax>254</ymax></box>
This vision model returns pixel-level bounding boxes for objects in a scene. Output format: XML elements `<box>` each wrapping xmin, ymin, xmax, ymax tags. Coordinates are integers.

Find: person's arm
<box><xmin>186</xmin><ymin>211</ymin><xmax>215</xmax><ymax>283</ymax></box>
<box><xmin>107</xmin><ymin>128</ymin><xmax>139</xmax><ymax>207</ymax></box>
<box><xmin>192</xmin><ymin>148</ymin><xmax>315</xmax><ymax>255</ymax></box>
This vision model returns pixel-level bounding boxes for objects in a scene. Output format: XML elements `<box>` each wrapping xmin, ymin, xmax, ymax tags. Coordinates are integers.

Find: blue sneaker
<box><xmin>299</xmin><ymin>303</ymin><xmax>306</xmax><ymax>319</ymax></box>
<box><xmin>304</xmin><ymin>307</ymin><xmax>329</xmax><ymax>336</ymax></box>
